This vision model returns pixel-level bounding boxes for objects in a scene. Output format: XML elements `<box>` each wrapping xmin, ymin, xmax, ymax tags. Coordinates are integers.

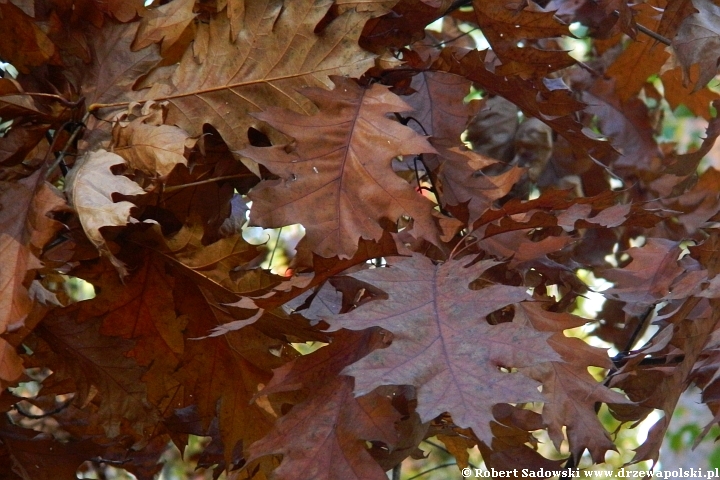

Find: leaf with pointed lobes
<box><xmin>471</xmin><ymin>0</ymin><xmax>575</xmax><ymax>77</ymax></box>
<box><xmin>602</xmin><ymin>238</ymin><xmax>689</xmax><ymax>316</ymax></box>
<box><xmin>246</xmin><ymin>376</ymin><xmax>398</xmax><ymax>480</ymax></box>
<box><xmin>244</xmin><ymin>77</ymin><xmax>443</xmax><ymax>259</ymax></box>
<box><xmin>0</xmin><ymin>417</ymin><xmax>104</xmax><ymax>480</ymax></box>
<box><xmin>65</xmin><ymin>150</ymin><xmax>147</xmax><ymax>277</ymax></box>
<box><xmin>147</xmin><ymin>0</ymin><xmax>376</xmax><ymax>155</ymax></box>
<box><xmin>514</xmin><ymin>302</ymin><xmax>630</xmax><ymax>464</ymax></box>
<box><xmin>359</xmin><ymin>0</ymin><xmax>454</xmax><ymax>53</ymax></box>
<box><xmin>434</xmin><ymin>140</ymin><xmax>524</xmax><ymax>226</ymax></box>
<box><xmin>258</xmin><ymin>329</ymin><xmax>389</xmax><ymax>397</ymax></box>
<box><xmin>324</xmin><ymin>253</ymin><xmax>560</xmax><ymax>443</ymax></box>
<box><xmin>132</xmin><ymin>0</ymin><xmax>196</xmax><ymax>54</ymax></box>
<box><xmin>673</xmin><ymin>0</ymin><xmax>720</xmax><ymax>91</ymax></box>
<box><xmin>0</xmin><ymin>2</ymin><xmax>56</xmax><ymax>74</ymax></box>
<box><xmin>35</xmin><ymin>304</ymin><xmax>160</xmax><ymax>441</ymax></box>
<box><xmin>403</xmin><ymin>71</ymin><xmax>479</xmax><ymax>142</ymax></box>
<box><xmin>112</xmin><ymin>103</ymin><xmax>196</xmax><ymax>177</ymax></box>
<box><xmin>0</xmin><ymin>170</ymin><xmax>66</xmax><ymax>336</ymax></box>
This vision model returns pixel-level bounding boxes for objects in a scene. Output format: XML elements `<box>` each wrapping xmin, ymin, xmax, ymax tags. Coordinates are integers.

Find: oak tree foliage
<box><xmin>2</xmin><ymin>0</ymin><xmax>720</xmax><ymax>477</ymax></box>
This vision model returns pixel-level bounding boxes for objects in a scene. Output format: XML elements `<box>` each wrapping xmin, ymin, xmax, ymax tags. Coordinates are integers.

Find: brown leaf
<box><xmin>471</xmin><ymin>0</ymin><xmax>574</xmax><ymax>78</ymax></box>
<box><xmin>0</xmin><ymin>418</ymin><xmax>103</xmax><ymax>480</ymax></box>
<box><xmin>0</xmin><ymin>3</ymin><xmax>56</xmax><ymax>74</ymax></box>
<box><xmin>147</xmin><ymin>0</ymin><xmax>376</xmax><ymax>154</ymax></box>
<box><xmin>435</xmin><ymin>141</ymin><xmax>524</xmax><ymax>226</ymax></box>
<box><xmin>326</xmin><ymin>254</ymin><xmax>559</xmax><ymax>442</ymax></box>
<box><xmin>246</xmin><ymin>376</ymin><xmax>397</xmax><ymax>480</ymax></box>
<box><xmin>65</xmin><ymin>150</ymin><xmax>147</xmax><ymax>276</ymax></box>
<box><xmin>259</xmin><ymin>329</ymin><xmax>387</xmax><ymax>397</ymax></box>
<box><xmin>132</xmin><ymin>0</ymin><xmax>196</xmax><ymax>53</ymax></box>
<box><xmin>672</xmin><ymin>0</ymin><xmax>720</xmax><ymax>90</ymax></box>
<box><xmin>661</xmin><ymin>66</ymin><xmax>720</xmax><ymax>120</ymax></box>
<box><xmin>244</xmin><ymin>77</ymin><xmax>440</xmax><ymax>258</ymax></box>
<box><xmin>172</xmin><ymin>274</ymin><xmax>286</xmax><ymax>463</ymax></box>
<box><xmin>113</xmin><ymin>107</ymin><xmax>195</xmax><ymax>177</ymax></box>
<box><xmin>606</xmin><ymin>2</ymin><xmax>669</xmax><ymax>103</ymax></box>
<box><xmin>466</xmin><ymin>95</ymin><xmax>519</xmax><ymax>162</ymax></box>
<box><xmin>79</xmin><ymin>21</ymin><xmax>161</xmax><ymax>109</ymax></box>
<box><xmin>359</xmin><ymin>0</ymin><xmax>453</xmax><ymax>53</ymax></box>
<box><xmin>602</xmin><ymin>238</ymin><xmax>690</xmax><ymax>315</ymax></box>
<box><xmin>404</xmin><ymin>71</ymin><xmax>478</xmax><ymax>142</ymax></box>
<box><xmin>35</xmin><ymin>305</ymin><xmax>160</xmax><ymax>440</ymax></box>
<box><xmin>584</xmin><ymin>77</ymin><xmax>660</xmax><ymax>171</ymax></box>
<box><xmin>0</xmin><ymin>171</ymin><xmax>65</xmax><ymax>334</ymax></box>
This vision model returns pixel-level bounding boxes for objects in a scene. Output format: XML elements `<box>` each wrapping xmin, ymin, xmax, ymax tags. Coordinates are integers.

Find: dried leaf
<box><xmin>326</xmin><ymin>254</ymin><xmax>559</xmax><ymax>442</ymax></box>
<box><xmin>672</xmin><ymin>0</ymin><xmax>720</xmax><ymax>90</ymax></box>
<box><xmin>244</xmin><ymin>77</ymin><xmax>440</xmax><ymax>258</ymax></box>
<box><xmin>247</xmin><ymin>376</ymin><xmax>397</xmax><ymax>480</ymax></box>
<box><xmin>149</xmin><ymin>0</ymin><xmax>376</xmax><ymax>153</ymax></box>
<box><xmin>65</xmin><ymin>150</ymin><xmax>147</xmax><ymax>276</ymax></box>
<box><xmin>133</xmin><ymin>0</ymin><xmax>196</xmax><ymax>53</ymax></box>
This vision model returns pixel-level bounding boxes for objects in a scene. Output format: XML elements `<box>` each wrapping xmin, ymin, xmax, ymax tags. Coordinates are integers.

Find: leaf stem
<box><xmin>162</xmin><ymin>173</ymin><xmax>255</xmax><ymax>192</ymax></box>
<box><xmin>406</xmin><ymin>463</ymin><xmax>458</xmax><ymax>480</ymax></box>
<box><xmin>636</xmin><ymin>23</ymin><xmax>671</xmax><ymax>46</ymax></box>
<box><xmin>45</xmin><ymin>111</ymin><xmax>90</xmax><ymax>181</ymax></box>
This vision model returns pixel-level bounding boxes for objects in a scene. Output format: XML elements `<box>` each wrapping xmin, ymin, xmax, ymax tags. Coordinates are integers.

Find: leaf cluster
<box><xmin>2</xmin><ymin>0</ymin><xmax>720</xmax><ymax>478</ymax></box>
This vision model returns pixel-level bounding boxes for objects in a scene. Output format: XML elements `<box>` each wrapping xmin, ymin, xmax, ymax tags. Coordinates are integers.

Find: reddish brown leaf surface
<box><xmin>404</xmin><ymin>70</ymin><xmax>478</xmax><ymax>142</ymax></box>
<box><xmin>244</xmin><ymin>77</ymin><xmax>440</xmax><ymax>258</ymax></box>
<box><xmin>145</xmin><ymin>0</ymin><xmax>376</xmax><ymax>154</ymax></box>
<box><xmin>0</xmin><ymin>171</ymin><xmax>65</xmax><ymax>338</ymax></box>
<box><xmin>471</xmin><ymin>0</ymin><xmax>574</xmax><ymax>77</ymax></box>
<box><xmin>132</xmin><ymin>0</ymin><xmax>196</xmax><ymax>53</ymax></box>
<box><xmin>247</xmin><ymin>376</ymin><xmax>398</xmax><ymax>480</ymax></box>
<box><xmin>602</xmin><ymin>239</ymin><xmax>690</xmax><ymax>316</ymax></box>
<box><xmin>515</xmin><ymin>302</ymin><xmax>630</xmax><ymax>463</ymax></box>
<box><xmin>35</xmin><ymin>305</ymin><xmax>160</xmax><ymax>440</ymax></box>
<box><xmin>5</xmin><ymin>0</ymin><xmax>720</xmax><ymax>474</ymax></box>
<box><xmin>435</xmin><ymin>141</ymin><xmax>524</xmax><ymax>225</ymax></box>
<box><xmin>672</xmin><ymin>0</ymin><xmax>720</xmax><ymax>90</ymax></box>
<box><xmin>112</xmin><ymin>102</ymin><xmax>196</xmax><ymax>177</ymax></box>
<box><xmin>326</xmin><ymin>253</ymin><xmax>560</xmax><ymax>442</ymax></box>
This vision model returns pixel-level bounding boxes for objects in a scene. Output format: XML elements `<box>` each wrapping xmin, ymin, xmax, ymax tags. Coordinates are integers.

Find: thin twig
<box><xmin>162</xmin><ymin>173</ymin><xmax>255</xmax><ymax>192</ymax></box>
<box><xmin>637</xmin><ymin>23</ymin><xmax>671</xmax><ymax>46</ymax></box>
<box><xmin>406</xmin><ymin>463</ymin><xmax>458</xmax><ymax>480</ymax></box>
<box><xmin>13</xmin><ymin>397</ymin><xmax>73</xmax><ymax>419</ymax></box>
<box><xmin>423</xmin><ymin>439</ymin><xmax>479</xmax><ymax>470</ymax></box>
<box><xmin>612</xmin><ymin>10</ymin><xmax>671</xmax><ymax>46</ymax></box>
<box><xmin>433</xmin><ymin>28</ymin><xmax>480</xmax><ymax>48</ymax></box>
<box><xmin>268</xmin><ymin>226</ymin><xmax>283</xmax><ymax>268</ymax></box>
<box><xmin>392</xmin><ymin>463</ymin><xmax>402</xmax><ymax>480</ymax></box>
<box><xmin>45</xmin><ymin>111</ymin><xmax>90</xmax><ymax>181</ymax></box>
<box><xmin>16</xmin><ymin>92</ymin><xmax>84</xmax><ymax>108</ymax></box>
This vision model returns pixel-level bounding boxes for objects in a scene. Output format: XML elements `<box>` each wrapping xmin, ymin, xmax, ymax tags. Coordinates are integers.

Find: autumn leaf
<box><xmin>602</xmin><ymin>238</ymin><xmax>690</xmax><ymax>316</ymax></box>
<box><xmin>471</xmin><ymin>0</ymin><xmax>574</xmax><ymax>77</ymax></box>
<box><xmin>112</xmin><ymin>103</ymin><xmax>196</xmax><ymax>177</ymax></box>
<box><xmin>0</xmin><ymin>171</ymin><xmax>65</xmax><ymax>334</ymax></box>
<box><xmin>244</xmin><ymin>77</ymin><xmax>440</xmax><ymax>258</ymax></box>
<box><xmin>403</xmin><ymin>70</ymin><xmax>479</xmax><ymax>142</ymax></box>
<box><xmin>434</xmin><ymin>141</ymin><xmax>524</xmax><ymax>226</ymax></box>
<box><xmin>0</xmin><ymin>2</ymin><xmax>55</xmax><ymax>74</ymax></box>
<box><xmin>35</xmin><ymin>305</ymin><xmax>160</xmax><ymax>440</ymax></box>
<box><xmin>143</xmin><ymin>0</ymin><xmax>376</xmax><ymax>154</ymax></box>
<box><xmin>514</xmin><ymin>302</ymin><xmax>630</xmax><ymax>463</ymax></box>
<box><xmin>325</xmin><ymin>253</ymin><xmax>560</xmax><ymax>442</ymax></box>
<box><xmin>132</xmin><ymin>0</ymin><xmax>196</xmax><ymax>54</ymax></box>
<box><xmin>247</xmin><ymin>376</ymin><xmax>398</xmax><ymax>480</ymax></box>
<box><xmin>65</xmin><ymin>150</ymin><xmax>147</xmax><ymax>276</ymax></box>
<box><xmin>672</xmin><ymin>0</ymin><xmax>720</xmax><ymax>90</ymax></box>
